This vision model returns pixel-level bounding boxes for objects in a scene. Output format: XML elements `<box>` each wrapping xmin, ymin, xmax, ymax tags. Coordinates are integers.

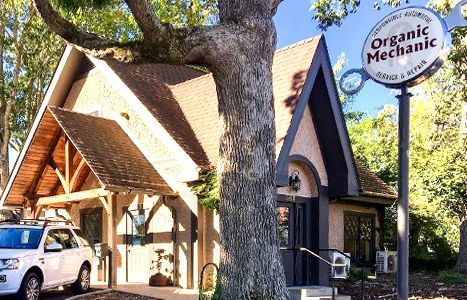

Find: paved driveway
<box><xmin>0</xmin><ymin>287</ymin><xmax>97</xmax><ymax>300</ymax></box>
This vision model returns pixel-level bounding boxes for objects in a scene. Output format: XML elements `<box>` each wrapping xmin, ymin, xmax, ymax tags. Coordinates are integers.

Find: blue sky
<box><xmin>274</xmin><ymin>0</ymin><xmax>429</xmax><ymax>115</ymax></box>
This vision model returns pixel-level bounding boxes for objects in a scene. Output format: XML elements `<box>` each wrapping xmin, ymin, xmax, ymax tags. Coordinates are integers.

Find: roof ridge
<box><xmin>275</xmin><ymin>35</ymin><xmax>322</xmax><ymax>53</ymax></box>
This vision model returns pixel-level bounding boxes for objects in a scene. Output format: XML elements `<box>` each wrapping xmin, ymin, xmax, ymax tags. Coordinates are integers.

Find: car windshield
<box><xmin>0</xmin><ymin>227</ymin><xmax>43</xmax><ymax>249</ymax></box>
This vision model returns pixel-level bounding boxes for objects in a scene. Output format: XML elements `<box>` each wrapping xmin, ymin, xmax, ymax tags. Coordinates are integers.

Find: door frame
<box><xmin>277</xmin><ymin>194</ymin><xmax>317</xmax><ymax>286</ymax></box>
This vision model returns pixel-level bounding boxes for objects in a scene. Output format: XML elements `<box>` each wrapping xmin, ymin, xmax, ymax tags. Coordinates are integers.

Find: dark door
<box><xmin>277</xmin><ymin>201</ymin><xmax>307</xmax><ymax>286</ymax></box>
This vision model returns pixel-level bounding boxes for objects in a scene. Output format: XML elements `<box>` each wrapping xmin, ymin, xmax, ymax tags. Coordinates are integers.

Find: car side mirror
<box><xmin>45</xmin><ymin>242</ymin><xmax>63</xmax><ymax>252</ymax></box>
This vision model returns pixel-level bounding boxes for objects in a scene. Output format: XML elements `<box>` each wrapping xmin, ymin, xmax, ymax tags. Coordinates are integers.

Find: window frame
<box><xmin>343</xmin><ymin>211</ymin><xmax>376</xmax><ymax>265</ymax></box>
<box><xmin>80</xmin><ymin>207</ymin><xmax>103</xmax><ymax>246</ymax></box>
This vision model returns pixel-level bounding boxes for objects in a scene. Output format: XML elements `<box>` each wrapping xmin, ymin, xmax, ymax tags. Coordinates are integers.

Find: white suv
<box><xmin>0</xmin><ymin>219</ymin><xmax>93</xmax><ymax>300</ymax></box>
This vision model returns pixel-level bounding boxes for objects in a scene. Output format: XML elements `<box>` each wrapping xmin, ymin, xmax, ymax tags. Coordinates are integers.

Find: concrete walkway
<box><xmin>112</xmin><ymin>284</ymin><xmax>199</xmax><ymax>300</ymax></box>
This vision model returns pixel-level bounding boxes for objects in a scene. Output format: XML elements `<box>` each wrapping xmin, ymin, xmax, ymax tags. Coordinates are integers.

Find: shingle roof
<box><xmin>105</xmin><ymin>60</ymin><xmax>211</xmax><ymax>168</ymax></box>
<box><xmin>354</xmin><ymin>159</ymin><xmax>397</xmax><ymax>199</ymax></box>
<box><xmin>48</xmin><ymin>106</ymin><xmax>174</xmax><ymax>194</ymax></box>
<box><xmin>101</xmin><ymin>36</ymin><xmax>395</xmax><ymax>200</ymax></box>
<box><xmin>170</xmin><ymin>36</ymin><xmax>322</xmax><ymax>164</ymax></box>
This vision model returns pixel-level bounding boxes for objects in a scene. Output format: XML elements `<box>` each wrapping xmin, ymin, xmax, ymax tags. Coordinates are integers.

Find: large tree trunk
<box><xmin>454</xmin><ymin>218</ymin><xmax>467</xmax><ymax>274</ymax></box>
<box><xmin>212</xmin><ymin>20</ymin><xmax>288</xmax><ymax>299</ymax></box>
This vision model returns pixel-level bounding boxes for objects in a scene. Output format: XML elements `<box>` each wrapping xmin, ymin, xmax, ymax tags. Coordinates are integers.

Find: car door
<box><xmin>58</xmin><ymin>229</ymin><xmax>82</xmax><ymax>282</ymax></box>
<box><xmin>41</xmin><ymin>229</ymin><xmax>65</xmax><ymax>288</ymax></box>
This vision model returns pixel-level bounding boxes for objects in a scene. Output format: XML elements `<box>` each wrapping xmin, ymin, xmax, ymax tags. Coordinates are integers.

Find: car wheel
<box><xmin>16</xmin><ymin>272</ymin><xmax>41</xmax><ymax>300</ymax></box>
<box><xmin>72</xmin><ymin>265</ymin><xmax>91</xmax><ymax>294</ymax></box>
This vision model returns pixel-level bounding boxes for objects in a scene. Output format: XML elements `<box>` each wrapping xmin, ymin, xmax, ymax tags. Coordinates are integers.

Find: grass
<box><xmin>438</xmin><ymin>271</ymin><xmax>467</xmax><ymax>285</ymax></box>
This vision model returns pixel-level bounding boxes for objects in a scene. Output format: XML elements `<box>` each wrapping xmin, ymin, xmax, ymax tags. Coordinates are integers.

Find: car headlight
<box><xmin>0</xmin><ymin>259</ymin><xmax>20</xmax><ymax>270</ymax></box>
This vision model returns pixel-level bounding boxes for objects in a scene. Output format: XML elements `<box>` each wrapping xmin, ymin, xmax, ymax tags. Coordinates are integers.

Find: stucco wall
<box><xmin>61</xmin><ymin>70</ymin><xmax>198</xmax><ymax>288</ymax></box>
<box><xmin>328</xmin><ymin>203</ymin><xmax>381</xmax><ymax>252</ymax></box>
<box><xmin>287</xmin><ymin>106</ymin><xmax>327</xmax><ymax>186</ymax></box>
<box><xmin>277</xmin><ymin>161</ymin><xmax>318</xmax><ymax>198</ymax></box>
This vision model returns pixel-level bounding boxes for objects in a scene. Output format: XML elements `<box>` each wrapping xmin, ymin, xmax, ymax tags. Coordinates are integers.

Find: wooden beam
<box><xmin>64</xmin><ymin>138</ymin><xmax>74</xmax><ymax>193</ymax></box>
<box><xmin>70</xmin><ymin>158</ymin><xmax>87</xmax><ymax>192</ymax></box>
<box><xmin>28</xmin><ymin>131</ymin><xmax>62</xmax><ymax>195</ymax></box>
<box><xmin>48</xmin><ymin>159</ymin><xmax>67</xmax><ymax>191</ymax></box>
<box><xmin>98</xmin><ymin>196</ymin><xmax>109</xmax><ymax>214</ymax></box>
<box><xmin>107</xmin><ymin>193</ymin><xmax>118</xmax><ymax>288</ymax></box>
<box><xmin>36</xmin><ymin>188</ymin><xmax>110</xmax><ymax>206</ymax></box>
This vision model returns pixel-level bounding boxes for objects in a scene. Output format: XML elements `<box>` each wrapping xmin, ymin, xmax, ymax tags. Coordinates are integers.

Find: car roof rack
<box><xmin>0</xmin><ymin>218</ymin><xmax>75</xmax><ymax>228</ymax></box>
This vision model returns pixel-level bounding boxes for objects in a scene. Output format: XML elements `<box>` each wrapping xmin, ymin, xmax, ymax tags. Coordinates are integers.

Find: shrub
<box><xmin>438</xmin><ymin>271</ymin><xmax>467</xmax><ymax>285</ymax></box>
<box><xmin>348</xmin><ymin>266</ymin><xmax>374</xmax><ymax>282</ymax></box>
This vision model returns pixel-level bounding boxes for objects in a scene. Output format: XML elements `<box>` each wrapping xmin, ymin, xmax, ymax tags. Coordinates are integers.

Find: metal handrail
<box><xmin>320</xmin><ymin>248</ymin><xmax>365</xmax><ymax>300</ymax></box>
<box><xmin>286</xmin><ymin>247</ymin><xmax>336</xmax><ymax>300</ymax></box>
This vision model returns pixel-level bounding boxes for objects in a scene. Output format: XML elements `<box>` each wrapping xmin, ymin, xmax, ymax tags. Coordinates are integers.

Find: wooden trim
<box><xmin>48</xmin><ymin>159</ymin><xmax>67</xmax><ymax>191</ymax></box>
<box><xmin>36</xmin><ymin>188</ymin><xmax>110</xmax><ymax>206</ymax></box>
<box><xmin>65</xmin><ymin>138</ymin><xmax>73</xmax><ymax>193</ymax></box>
<box><xmin>98</xmin><ymin>196</ymin><xmax>109</xmax><ymax>214</ymax></box>
<box><xmin>70</xmin><ymin>158</ymin><xmax>87</xmax><ymax>192</ymax></box>
<box><xmin>107</xmin><ymin>193</ymin><xmax>118</xmax><ymax>287</ymax></box>
<box><xmin>28</xmin><ymin>132</ymin><xmax>62</xmax><ymax>195</ymax></box>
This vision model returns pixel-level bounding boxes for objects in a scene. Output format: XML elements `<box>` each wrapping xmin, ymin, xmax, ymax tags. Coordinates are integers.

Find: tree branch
<box><xmin>271</xmin><ymin>0</ymin><xmax>284</xmax><ymax>15</ymax></box>
<box><xmin>123</xmin><ymin>0</ymin><xmax>169</xmax><ymax>44</ymax></box>
<box><xmin>33</xmin><ymin>0</ymin><xmax>142</xmax><ymax>62</ymax></box>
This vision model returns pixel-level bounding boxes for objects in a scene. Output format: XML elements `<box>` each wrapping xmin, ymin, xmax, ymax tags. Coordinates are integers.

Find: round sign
<box><xmin>362</xmin><ymin>7</ymin><xmax>447</xmax><ymax>88</ymax></box>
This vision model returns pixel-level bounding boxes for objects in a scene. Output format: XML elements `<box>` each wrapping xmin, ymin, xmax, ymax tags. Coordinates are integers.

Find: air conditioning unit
<box><xmin>376</xmin><ymin>251</ymin><xmax>397</xmax><ymax>273</ymax></box>
<box><xmin>329</xmin><ymin>252</ymin><xmax>351</xmax><ymax>279</ymax></box>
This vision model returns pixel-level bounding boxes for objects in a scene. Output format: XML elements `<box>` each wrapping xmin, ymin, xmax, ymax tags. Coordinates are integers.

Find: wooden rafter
<box><xmin>36</xmin><ymin>188</ymin><xmax>110</xmax><ymax>206</ymax></box>
<box><xmin>70</xmin><ymin>158</ymin><xmax>87</xmax><ymax>192</ymax></box>
<box><xmin>48</xmin><ymin>158</ymin><xmax>67</xmax><ymax>191</ymax></box>
<box><xmin>27</xmin><ymin>131</ymin><xmax>62</xmax><ymax>196</ymax></box>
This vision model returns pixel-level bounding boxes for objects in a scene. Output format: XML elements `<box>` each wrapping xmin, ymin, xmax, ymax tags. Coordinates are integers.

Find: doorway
<box><xmin>124</xmin><ymin>207</ymin><xmax>150</xmax><ymax>283</ymax></box>
<box><xmin>277</xmin><ymin>199</ymin><xmax>308</xmax><ymax>286</ymax></box>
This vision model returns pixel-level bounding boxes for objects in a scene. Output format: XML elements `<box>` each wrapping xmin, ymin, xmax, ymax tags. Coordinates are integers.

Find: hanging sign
<box><xmin>362</xmin><ymin>7</ymin><xmax>446</xmax><ymax>87</ymax></box>
<box><xmin>339</xmin><ymin>1</ymin><xmax>467</xmax><ymax>94</ymax></box>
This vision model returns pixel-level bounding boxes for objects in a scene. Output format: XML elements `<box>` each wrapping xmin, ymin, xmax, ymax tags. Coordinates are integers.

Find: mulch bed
<box><xmin>333</xmin><ymin>273</ymin><xmax>467</xmax><ymax>299</ymax></box>
<box><xmin>69</xmin><ymin>290</ymin><xmax>162</xmax><ymax>300</ymax></box>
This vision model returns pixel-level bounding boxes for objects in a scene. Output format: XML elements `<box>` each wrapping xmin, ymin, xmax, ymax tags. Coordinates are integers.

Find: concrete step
<box><xmin>288</xmin><ymin>286</ymin><xmax>348</xmax><ymax>300</ymax></box>
<box><xmin>303</xmin><ymin>297</ymin><xmax>351</xmax><ymax>300</ymax></box>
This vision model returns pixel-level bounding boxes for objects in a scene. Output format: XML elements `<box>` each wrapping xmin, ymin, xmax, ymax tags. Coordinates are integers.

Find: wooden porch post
<box><xmin>107</xmin><ymin>193</ymin><xmax>118</xmax><ymax>288</ymax></box>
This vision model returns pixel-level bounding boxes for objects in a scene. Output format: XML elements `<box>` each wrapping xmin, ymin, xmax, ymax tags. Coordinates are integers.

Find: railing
<box><xmin>296</xmin><ymin>247</ymin><xmax>337</xmax><ymax>300</ymax></box>
<box><xmin>320</xmin><ymin>248</ymin><xmax>366</xmax><ymax>300</ymax></box>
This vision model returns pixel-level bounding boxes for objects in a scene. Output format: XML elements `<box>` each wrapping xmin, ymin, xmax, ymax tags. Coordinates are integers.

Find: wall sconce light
<box><xmin>289</xmin><ymin>170</ymin><xmax>301</xmax><ymax>192</ymax></box>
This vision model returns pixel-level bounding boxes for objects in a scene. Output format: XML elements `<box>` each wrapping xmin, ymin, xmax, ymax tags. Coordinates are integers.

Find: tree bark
<box><xmin>212</xmin><ymin>20</ymin><xmax>288</xmax><ymax>300</ymax></box>
<box><xmin>455</xmin><ymin>218</ymin><xmax>467</xmax><ymax>274</ymax></box>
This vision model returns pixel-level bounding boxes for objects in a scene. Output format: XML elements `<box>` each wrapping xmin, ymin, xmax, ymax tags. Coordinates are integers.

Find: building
<box><xmin>0</xmin><ymin>35</ymin><xmax>396</xmax><ymax>289</ymax></box>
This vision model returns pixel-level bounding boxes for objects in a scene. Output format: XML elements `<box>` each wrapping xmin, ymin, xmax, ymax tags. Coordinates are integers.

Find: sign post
<box><xmin>339</xmin><ymin>2</ymin><xmax>466</xmax><ymax>299</ymax></box>
<box><xmin>396</xmin><ymin>85</ymin><xmax>411</xmax><ymax>298</ymax></box>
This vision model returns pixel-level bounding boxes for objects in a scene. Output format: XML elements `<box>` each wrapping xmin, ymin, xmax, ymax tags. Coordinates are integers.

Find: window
<box><xmin>344</xmin><ymin>213</ymin><xmax>375</xmax><ymax>265</ymax></box>
<box><xmin>80</xmin><ymin>208</ymin><xmax>102</xmax><ymax>246</ymax></box>
<box><xmin>59</xmin><ymin>229</ymin><xmax>79</xmax><ymax>249</ymax></box>
<box><xmin>0</xmin><ymin>228</ymin><xmax>43</xmax><ymax>249</ymax></box>
<box><xmin>73</xmin><ymin>229</ymin><xmax>90</xmax><ymax>247</ymax></box>
<box><xmin>277</xmin><ymin>206</ymin><xmax>290</xmax><ymax>247</ymax></box>
<box><xmin>131</xmin><ymin>213</ymin><xmax>145</xmax><ymax>246</ymax></box>
<box><xmin>45</xmin><ymin>229</ymin><xmax>62</xmax><ymax>248</ymax></box>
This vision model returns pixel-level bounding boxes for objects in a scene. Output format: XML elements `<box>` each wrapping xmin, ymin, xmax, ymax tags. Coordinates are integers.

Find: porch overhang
<box><xmin>2</xmin><ymin>106</ymin><xmax>175</xmax><ymax>208</ymax></box>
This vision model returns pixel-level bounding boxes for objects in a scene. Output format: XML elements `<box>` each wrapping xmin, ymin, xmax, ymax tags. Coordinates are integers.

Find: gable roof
<box><xmin>48</xmin><ymin>107</ymin><xmax>173</xmax><ymax>194</ymax></box>
<box><xmin>170</xmin><ymin>37</ymin><xmax>321</xmax><ymax>165</ymax></box>
<box><xmin>2</xmin><ymin>107</ymin><xmax>173</xmax><ymax>206</ymax></box>
<box><xmin>354</xmin><ymin>160</ymin><xmax>397</xmax><ymax>199</ymax></box>
<box><xmin>1</xmin><ymin>36</ymin><xmax>396</xmax><ymax>206</ymax></box>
